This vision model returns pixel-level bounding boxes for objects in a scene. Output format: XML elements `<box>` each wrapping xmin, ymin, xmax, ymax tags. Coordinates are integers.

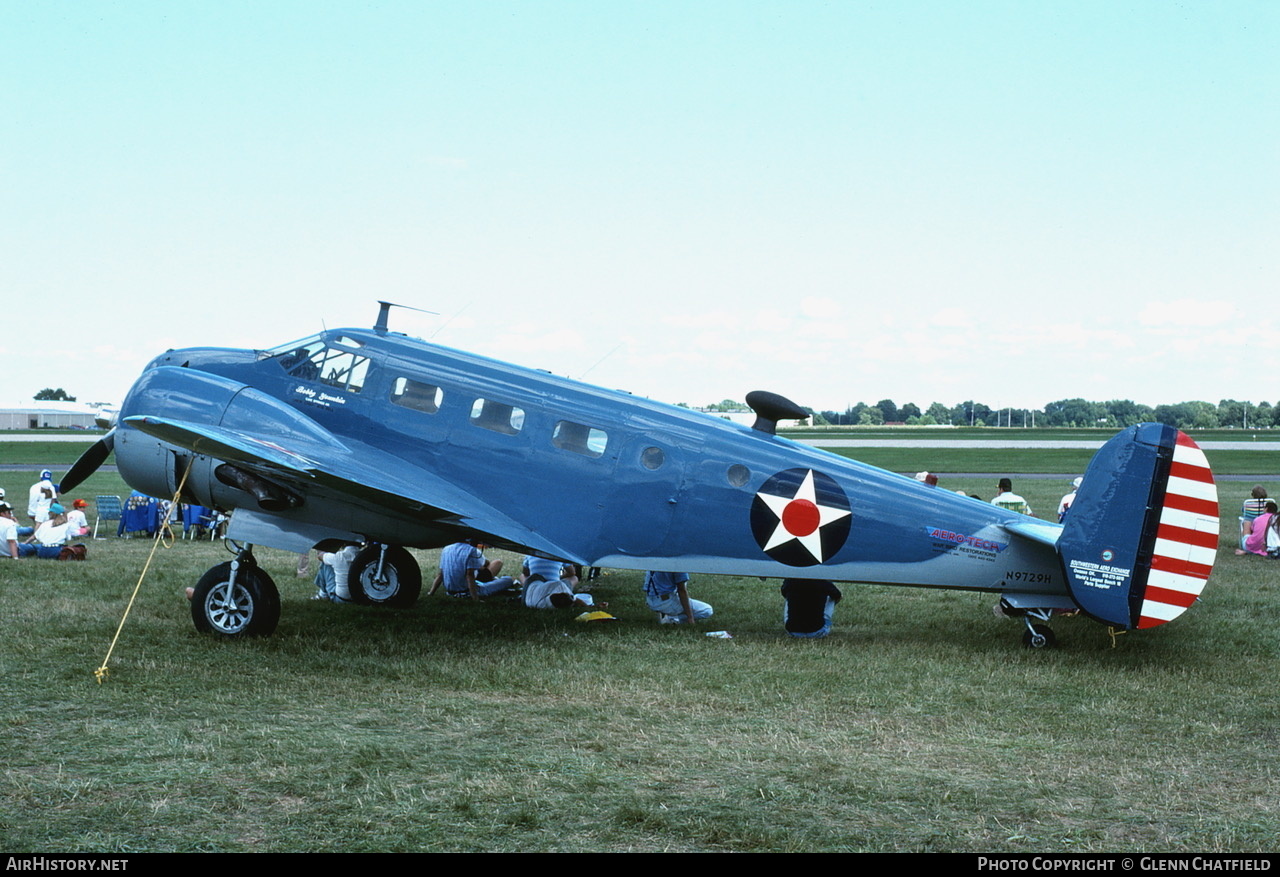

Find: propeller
<box><xmin>59</xmin><ymin>428</ymin><xmax>116</xmax><ymax>494</ymax></box>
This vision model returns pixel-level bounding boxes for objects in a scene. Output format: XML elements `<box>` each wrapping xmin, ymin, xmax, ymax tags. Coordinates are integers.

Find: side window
<box><xmin>470</xmin><ymin>398</ymin><xmax>524</xmax><ymax>435</ymax></box>
<box><xmin>552</xmin><ymin>420</ymin><xmax>608</xmax><ymax>458</ymax></box>
<box><xmin>391</xmin><ymin>377</ymin><xmax>443</xmax><ymax>414</ymax></box>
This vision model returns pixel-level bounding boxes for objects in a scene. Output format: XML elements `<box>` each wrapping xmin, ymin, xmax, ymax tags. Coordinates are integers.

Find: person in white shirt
<box><xmin>0</xmin><ymin>503</ymin><xmax>20</xmax><ymax>559</ymax></box>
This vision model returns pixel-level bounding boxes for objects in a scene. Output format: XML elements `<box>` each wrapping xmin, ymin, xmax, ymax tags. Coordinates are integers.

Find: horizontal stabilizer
<box><xmin>1002</xmin><ymin>519</ymin><xmax>1063</xmax><ymax>549</ymax></box>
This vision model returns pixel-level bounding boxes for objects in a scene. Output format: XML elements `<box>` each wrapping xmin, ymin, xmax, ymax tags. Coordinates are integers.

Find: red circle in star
<box><xmin>781</xmin><ymin>498</ymin><xmax>821</xmax><ymax>537</ymax></box>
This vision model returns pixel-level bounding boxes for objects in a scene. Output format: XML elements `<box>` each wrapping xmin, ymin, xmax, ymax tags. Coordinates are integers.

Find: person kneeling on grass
<box><xmin>781</xmin><ymin>578</ymin><xmax>842</xmax><ymax>638</ymax></box>
<box><xmin>643</xmin><ymin>571</ymin><xmax>712</xmax><ymax>625</ymax></box>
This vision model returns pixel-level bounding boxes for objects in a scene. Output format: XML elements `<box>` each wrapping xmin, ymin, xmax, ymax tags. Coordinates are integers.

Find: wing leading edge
<box><xmin>124</xmin><ymin>414</ymin><xmax>580</xmax><ymax>561</ymax></box>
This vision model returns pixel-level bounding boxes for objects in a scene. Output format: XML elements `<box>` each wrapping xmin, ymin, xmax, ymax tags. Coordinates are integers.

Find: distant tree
<box><xmin>859</xmin><ymin>408</ymin><xmax>884</xmax><ymax>426</ymax></box>
<box><xmin>898</xmin><ymin>402</ymin><xmax>921</xmax><ymax>421</ymax></box>
<box><xmin>1104</xmin><ymin>399</ymin><xmax>1155</xmax><ymax>427</ymax></box>
<box><xmin>34</xmin><ymin>388</ymin><xmax>76</xmax><ymax>402</ymax></box>
<box><xmin>1192</xmin><ymin>402</ymin><xmax>1220</xmax><ymax>429</ymax></box>
<box><xmin>875</xmin><ymin>399</ymin><xmax>898</xmax><ymax>423</ymax></box>
<box><xmin>1154</xmin><ymin>401</ymin><xmax>1219</xmax><ymax>429</ymax></box>
<box><xmin>1216</xmin><ymin>399</ymin><xmax>1263</xmax><ymax>429</ymax></box>
<box><xmin>1255</xmin><ymin>402</ymin><xmax>1274</xmax><ymax>428</ymax></box>
<box><xmin>926</xmin><ymin>402</ymin><xmax>952</xmax><ymax>425</ymax></box>
<box><xmin>1043</xmin><ymin>398</ymin><xmax>1104</xmax><ymax>427</ymax></box>
<box><xmin>952</xmin><ymin>401</ymin><xmax>991</xmax><ymax>427</ymax></box>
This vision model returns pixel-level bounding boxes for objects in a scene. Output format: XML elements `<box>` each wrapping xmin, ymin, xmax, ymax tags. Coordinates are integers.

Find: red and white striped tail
<box><xmin>1137</xmin><ymin>431</ymin><xmax>1219</xmax><ymax>629</ymax></box>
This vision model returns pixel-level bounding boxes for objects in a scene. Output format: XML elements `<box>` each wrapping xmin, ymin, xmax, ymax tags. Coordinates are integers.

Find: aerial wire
<box><xmin>94</xmin><ymin>459</ymin><xmax>194</xmax><ymax>684</ymax></box>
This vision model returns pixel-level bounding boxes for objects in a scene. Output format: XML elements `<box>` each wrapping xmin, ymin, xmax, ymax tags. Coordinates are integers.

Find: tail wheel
<box><xmin>1022</xmin><ymin>623</ymin><xmax>1057</xmax><ymax>650</ymax></box>
<box><xmin>191</xmin><ymin>561</ymin><xmax>280</xmax><ymax>638</ymax></box>
<box><xmin>349</xmin><ymin>545</ymin><xmax>422</xmax><ymax>608</ymax></box>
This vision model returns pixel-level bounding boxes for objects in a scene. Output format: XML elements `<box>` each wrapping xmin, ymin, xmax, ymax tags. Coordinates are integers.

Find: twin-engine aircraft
<box><xmin>61</xmin><ymin>303</ymin><xmax>1219</xmax><ymax>647</ymax></box>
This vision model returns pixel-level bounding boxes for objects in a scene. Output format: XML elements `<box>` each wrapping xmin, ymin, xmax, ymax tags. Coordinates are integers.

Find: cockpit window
<box><xmin>277</xmin><ymin>340</ymin><xmax>369</xmax><ymax>393</ymax></box>
<box><xmin>315</xmin><ymin>349</ymin><xmax>369</xmax><ymax>392</ymax></box>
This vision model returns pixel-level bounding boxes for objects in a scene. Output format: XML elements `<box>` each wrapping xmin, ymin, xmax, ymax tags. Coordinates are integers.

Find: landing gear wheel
<box><xmin>349</xmin><ymin>545</ymin><xmax>422</xmax><ymax>608</ymax></box>
<box><xmin>1022</xmin><ymin>623</ymin><xmax>1057</xmax><ymax>650</ymax></box>
<box><xmin>191</xmin><ymin>561</ymin><xmax>280</xmax><ymax>638</ymax></box>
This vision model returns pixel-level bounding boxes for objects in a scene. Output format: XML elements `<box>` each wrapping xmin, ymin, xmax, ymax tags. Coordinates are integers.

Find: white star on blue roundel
<box><xmin>750</xmin><ymin>468</ymin><xmax>852</xmax><ymax>566</ymax></box>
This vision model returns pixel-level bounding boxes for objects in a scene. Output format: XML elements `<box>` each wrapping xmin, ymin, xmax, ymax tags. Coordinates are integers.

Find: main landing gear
<box><xmin>189</xmin><ymin>542</ymin><xmax>423</xmax><ymax>638</ymax></box>
<box><xmin>191</xmin><ymin>544</ymin><xmax>280</xmax><ymax>638</ymax></box>
<box><xmin>348</xmin><ymin>544</ymin><xmax>422</xmax><ymax>608</ymax></box>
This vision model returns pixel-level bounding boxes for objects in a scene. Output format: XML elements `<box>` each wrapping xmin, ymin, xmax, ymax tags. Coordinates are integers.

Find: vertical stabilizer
<box><xmin>1057</xmin><ymin>425</ymin><xmax>1218</xmax><ymax>629</ymax></box>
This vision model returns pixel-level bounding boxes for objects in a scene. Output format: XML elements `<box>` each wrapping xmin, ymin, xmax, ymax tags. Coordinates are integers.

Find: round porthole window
<box><xmin>727</xmin><ymin>464</ymin><xmax>750</xmax><ymax>487</ymax></box>
<box><xmin>641</xmin><ymin>446</ymin><xmax>665</xmax><ymax>470</ymax></box>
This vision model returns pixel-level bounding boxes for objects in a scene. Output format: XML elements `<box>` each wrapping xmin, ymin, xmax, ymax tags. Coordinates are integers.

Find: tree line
<box><xmin>803</xmin><ymin>398</ymin><xmax>1280</xmax><ymax>430</ymax></box>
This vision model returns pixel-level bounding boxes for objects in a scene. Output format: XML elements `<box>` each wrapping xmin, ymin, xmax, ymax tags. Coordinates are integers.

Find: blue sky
<box><xmin>4</xmin><ymin>1</ymin><xmax>1276</xmax><ymax>412</ymax></box>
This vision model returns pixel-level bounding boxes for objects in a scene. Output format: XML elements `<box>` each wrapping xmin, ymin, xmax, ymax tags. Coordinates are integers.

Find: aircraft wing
<box><xmin>124</xmin><ymin>414</ymin><xmax>579</xmax><ymax>560</ymax></box>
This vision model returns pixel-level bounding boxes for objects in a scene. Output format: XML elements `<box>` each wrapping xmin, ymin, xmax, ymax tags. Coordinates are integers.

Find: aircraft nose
<box><xmin>115</xmin><ymin>366</ymin><xmax>244</xmax><ymax>500</ymax></box>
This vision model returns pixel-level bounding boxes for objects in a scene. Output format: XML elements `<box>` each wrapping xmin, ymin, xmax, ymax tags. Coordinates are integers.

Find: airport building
<box><xmin>0</xmin><ymin>401</ymin><xmax>104</xmax><ymax>430</ymax></box>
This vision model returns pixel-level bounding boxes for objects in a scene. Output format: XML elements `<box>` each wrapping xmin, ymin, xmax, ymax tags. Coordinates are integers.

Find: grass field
<box><xmin>5</xmin><ymin>428</ymin><xmax>1279</xmax><ymax>477</ymax></box>
<box><xmin>2</xmin><ymin>455</ymin><xmax>1278</xmax><ymax>852</ymax></box>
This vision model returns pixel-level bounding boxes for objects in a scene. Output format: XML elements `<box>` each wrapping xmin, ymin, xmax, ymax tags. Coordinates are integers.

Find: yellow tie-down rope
<box><xmin>95</xmin><ymin>462</ymin><xmax>194</xmax><ymax>684</ymax></box>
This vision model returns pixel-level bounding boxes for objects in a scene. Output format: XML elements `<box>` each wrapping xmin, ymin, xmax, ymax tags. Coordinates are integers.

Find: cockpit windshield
<box><xmin>267</xmin><ymin>335</ymin><xmax>370</xmax><ymax>393</ymax></box>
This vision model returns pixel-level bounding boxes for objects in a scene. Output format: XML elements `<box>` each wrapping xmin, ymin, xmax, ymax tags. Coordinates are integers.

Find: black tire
<box><xmin>348</xmin><ymin>545</ymin><xmax>422</xmax><ymax>608</ymax></box>
<box><xmin>191</xmin><ymin>561</ymin><xmax>280</xmax><ymax>638</ymax></box>
<box><xmin>1022</xmin><ymin>623</ymin><xmax>1057</xmax><ymax>650</ymax></box>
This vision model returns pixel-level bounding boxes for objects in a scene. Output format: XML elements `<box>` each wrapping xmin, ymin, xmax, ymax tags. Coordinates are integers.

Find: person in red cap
<box><xmin>67</xmin><ymin>499</ymin><xmax>90</xmax><ymax>537</ymax></box>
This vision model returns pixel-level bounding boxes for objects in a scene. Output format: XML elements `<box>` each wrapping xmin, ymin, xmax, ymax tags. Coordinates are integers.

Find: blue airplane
<box><xmin>60</xmin><ymin>303</ymin><xmax>1220</xmax><ymax>647</ymax></box>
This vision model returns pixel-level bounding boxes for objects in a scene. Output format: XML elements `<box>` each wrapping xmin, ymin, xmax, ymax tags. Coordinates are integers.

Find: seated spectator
<box><xmin>1236</xmin><ymin>501</ymin><xmax>1278</xmax><ymax>557</ymax></box>
<box><xmin>314</xmin><ymin>544</ymin><xmax>361</xmax><ymax>602</ymax></box>
<box><xmin>1242</xmin><ymin>485</ymin><xmax>1269</xmax><ymax>518</ymax></box>
<box><xmin>0</xmin><ymin>502</ymin><xmax>20</xmax><ymax>559</ymax></box>
<box><xmin>66</xmin><ymin>499</ymin><xmax>90</xmax><ymax>537</ymax></box>
<box><xmin>991</xmin><ymin>478</ymin><xmax>1033</xmax><ymax>516</ymax></box>
<box><xmin>433</xmin><ymin>540</ymin><xmax>519</xmax><ymax>600</ymax></box>
<box><xmin>781</xmin><ymin>578</ymin><xmax>843</xmax><ymax>638</ymax></box>
<box><xmin>1240</xmin><ymin>486</ymin><xmax>1270</xmax><ymax>550</ymax></box>
<box><xmin>19</xmin><ymin>503</ymin><xmax>78</xmax><ymax>558</ymax></box>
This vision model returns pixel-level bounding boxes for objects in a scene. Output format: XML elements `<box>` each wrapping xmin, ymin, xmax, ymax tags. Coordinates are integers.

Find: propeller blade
<box><xmin>59</xmin><ymin>428</ymin><xmax>116</xmax><ymax>493</ymax></box>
